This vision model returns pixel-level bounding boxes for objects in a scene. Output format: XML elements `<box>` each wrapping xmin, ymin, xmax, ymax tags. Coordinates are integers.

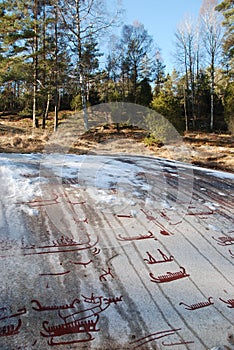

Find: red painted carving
<box><xmin>68</xmin><ymin>259</ymin><xmax>92</xmax><ymax>268</ymax></box>
<box><xmin>144</xmin><ymin>249</ymin><xmax>174</xmax><ymax>264</ymax></box>
<box><xmin>117</xmin><ymin>231</ymin><xmax>154</xmax><ymax>241</ymax></box>
<box><xmin>99</xmin><ymin>267</ymin><xmax>114</xmax><ymax>282</ymax></box>
<box><xmin>39</xmin><ymin>293</ymin><xmax>122</xmax><ymax>346</ymax></box>
<box><xmin>18</xmin><ymin>194</ymin><xmax>59</xmax><ymax>207</ymax></box>
<box><xmin>212</xmin><ymin>236</ymin><xmax>234</xmax><ymax>246</ymax></box>
<box><xmin>58</xmin><ymin>293</ymin><xmax>122</xmax><ymax>324</ymax></box>
<box><xmin>229</xmin><ymin>249</ymin><xmax>234</xmax><ymax>257</ymax></box>
<box><xmin>162</xmin><ymin>340</ymin><xmax>194</xmax><ymax>346</ymax></box>
<box><xmin>129</xmin><ymin>328</ymin><xmax>181</xmax><ymax>348</ymax></box>
<box><xmin>150</xmin><ymin>267</ymin><xmax>190</xmax><ymax>283</ymax></box>
<box><xmin>0</xmin><ymin>308</ymin><xmax>26</xmax><ymax>321</ymax></box>
<box><xmin>179</xmin><ymin>297</ymin><xmax>214</xmax><ymax>310</ymax></box>
<box><xmin>103</xmin><ymin>296</ymin><xmax>123</xmax><ymax>305</ymax></box>
<box><xmin>160</xmin><ymin>230</ymin><xmax>171</xmax><ymax>236</ymax></box>
<box><xmin>18</xmin><ymin>192</ymin><xmax>86</xmax><ymax>208</ymax></box>
<box><xmin>219</xmin><ymin>297</ymin><xmax>234</xmax><ymax>308</ymax></box>
<box><xmin>20</xmin><ymin>234</ymin><xmax>98</xmax><ymax>257</ymax></box>
<box><xmin>41</xmin><ymin>315</ymin><xmax>100</xmax><ymax>337</ymax></box>
<box><xmin>187</xmin><ymin>205</ymin><xmax>213</xmax><ymax>216</ymax></box>
<box><xmin>1</xmin><ymin>235</ymin><xmax>99</xmax><ymax>259</ymax></box>
<box><xmin>31</xmin><ymin>298</ymin><xmax>80</xmax><ymax>312</ymax></box>
<box><xmin>47</xmin><ymin>333</ymin><xmax>94</xmax><ymax>346</ymax></box>
<box><xmin>140</xmin><ymin>209</ymin><xmax>173</xmax><ymax>236</ymax></box>
<box><xmin>39</xmin><ymin>271</ymin><xmax>70</xmax><ymax>276</ymax></box>
<box><xmin>0</xmin><ymin>319</ymin><xmax>22</xmax><ymax>337</ymax></box>
<box><xmin>92</xmin><ymin>248</ymin><xmax>100</xmax><ymax>256</ymax></box>
<box><xmin>20</xmin><ymin>235</ymin><xmax>78</xmax><ymax>250</ymax></box>
<box><xmin>160</xmin><ymin>211</ymin><xmax>182</xmax><ymax>226</ymax></box>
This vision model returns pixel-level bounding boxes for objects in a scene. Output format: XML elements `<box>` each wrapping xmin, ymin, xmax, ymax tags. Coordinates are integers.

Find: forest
<box><xmin>0</xmin><ymin>0</ymin><xmax>233</xmax><ymax>134</ymax></box>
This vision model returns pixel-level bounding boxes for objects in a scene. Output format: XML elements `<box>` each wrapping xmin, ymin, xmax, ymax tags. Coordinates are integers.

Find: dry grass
<box><xmin>0</xmin><ymin>113</ymin><xmax>233</xmax><ymax>173</ymax></box>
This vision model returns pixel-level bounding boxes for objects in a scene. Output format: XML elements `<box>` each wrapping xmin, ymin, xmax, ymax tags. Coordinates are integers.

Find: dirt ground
<box><xmin>0</xmin><ymin>112</ymin><xmax>233</xmax><ymax>173</ymax></box>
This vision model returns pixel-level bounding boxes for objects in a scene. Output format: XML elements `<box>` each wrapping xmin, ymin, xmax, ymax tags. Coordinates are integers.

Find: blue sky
<box><xmin>121</xmin><ymin>0</ymin><xmax>203</xmax><ymax>73</ymax></box>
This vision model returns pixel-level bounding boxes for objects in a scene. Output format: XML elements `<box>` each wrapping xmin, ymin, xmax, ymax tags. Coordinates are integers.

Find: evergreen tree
<box><xmin>137</xmin><ymin>78</ymin><xmax>152</xmax><ymax>106</ymax></box>
<box><xmin>59</xmin><ymin>0</ymin><xmax>122</xmax><ymax>129</ymax></box>
<box><xmin>152</xmin><ymin>50</ymin><xmax>166</xmax><ymax>96</ymax></box>
<box><xmin>216</xmin><ymin>0</ymin><xmax>234</xmax><ymax>70</ymax></box>
<box><xmin>0</xmin><ymin>0</ymin><xmax>34</xmax><ymax>111</ymax></box>
<box><xmin>215</xmin><ymin>0</ymin><xmax>234</xmax><ymax>132</ymax></box>
<box><xmin>119</xmin><ymin>21</ymin><xmax>153</xmax><ymax>104</ymax></box>
<box><xmin>151</xmin><ymin>74</ymin><xmax>183</xmax><ymax>132</ymax></box>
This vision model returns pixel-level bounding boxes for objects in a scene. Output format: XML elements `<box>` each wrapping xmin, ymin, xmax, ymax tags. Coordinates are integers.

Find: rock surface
<box><xmin>0</xmin><ymin>153</ymin><xmax>233</xmax><ymax>349</ymax></box>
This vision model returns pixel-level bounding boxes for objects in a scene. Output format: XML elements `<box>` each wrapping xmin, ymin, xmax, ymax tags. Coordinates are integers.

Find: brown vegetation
<box><xmin>0</xmin><ymin>113</ymin><xmax>233</xmax><ymax>173</ymax></box>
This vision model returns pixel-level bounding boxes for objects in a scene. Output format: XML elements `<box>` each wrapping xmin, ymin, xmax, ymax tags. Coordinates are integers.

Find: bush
<box><xmin>143</xmin><ymin>134</ymin><xmax>164</xmax><ymax>147</ymax></box>
<box><xmin>70</xmin><ymin>94</ymin><xmax>82</xmax><ymax>111</ymax></box>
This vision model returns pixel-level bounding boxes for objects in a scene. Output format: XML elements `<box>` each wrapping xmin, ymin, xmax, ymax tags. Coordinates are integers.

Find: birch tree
<box><xmin>59</xmin><ymin>0</ymin><xmax>122</xmax><ymax>130</ymax></box>
<box><xmin>174</xmin><ymin>16</ymin><xmax>200</xmax><ymax>130</ymax></box>
<box><xmin>200</xmin><ymin>0</ymin><xmax>223</xmax><ymax>130</ymax></box>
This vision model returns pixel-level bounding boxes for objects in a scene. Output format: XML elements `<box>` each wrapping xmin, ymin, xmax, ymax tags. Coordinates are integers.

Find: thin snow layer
<box><xmin>40</xmin><ymin>153</ymin><xmax>155</xmax><ymax>210</ymax></box>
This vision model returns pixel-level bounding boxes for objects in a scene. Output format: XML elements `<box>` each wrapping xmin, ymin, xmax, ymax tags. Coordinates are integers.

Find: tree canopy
<box><xmin>0</xmin><ymin>0</ymin><xmax>233</xmax><ymax>133</ymax></box>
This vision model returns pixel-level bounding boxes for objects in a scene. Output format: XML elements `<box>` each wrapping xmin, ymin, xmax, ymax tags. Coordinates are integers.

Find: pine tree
<box><xmin>0</xmin><ymin>0</ymin><xmax>34</xmax><ymax>111</ymax></box>
<box><xmin>152</xmin><ymin>50</ymin><xmax>166</xmax><ymax>97</ymax></box>
<box><xmin>151</xmin><ymin>74</ymin><xmax>183</xmax><ymax>132</ymax></box>
<box><xmin>216</xmin><ymin>0</ymin><xmax>234</xmax><ymax>70</ymax></box>
<box><xmin>119</xmin><ymin>22</ymin><xmax>153</xmax><ymax>104</ymax></box>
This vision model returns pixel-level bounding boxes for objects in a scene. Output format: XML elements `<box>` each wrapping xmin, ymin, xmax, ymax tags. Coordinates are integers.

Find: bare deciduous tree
<box><xmin>200</xmin><ymin>0</ymin><xmax>223</xmax><ymax>130</ymax></box>
<box><xmin>175</xmin><ymin>16</ymin><xmax>200</xmax><ymax>130</ymax></box>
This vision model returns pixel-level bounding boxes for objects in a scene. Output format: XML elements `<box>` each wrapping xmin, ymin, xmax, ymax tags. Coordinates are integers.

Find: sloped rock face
<box><xmin>0</xmin><ymin>153</ymin><xmax>233</xmax><ymax>349</ymax></box>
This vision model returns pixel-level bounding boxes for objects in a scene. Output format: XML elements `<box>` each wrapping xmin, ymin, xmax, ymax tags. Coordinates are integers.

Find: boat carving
<box><xmin>187</xmin><ymin>205</ymin><xmax>213</xmax><ymax>216</ymax></box>
<box><xmin>129</xmin><ymin>328</ymin><xmax>181</xmax><ymax>348</ymax></box>
<box><xmin>39</xmin><ymin>293</ymin><xmax>123</xmax><ymax>345</ymax></box>
<box><xmin>212</xmin><ymin>236</ymin><xmax>234</xmax><ymax>246</ymax></box>
<box><xmin>47</xmin><ymin>333</ymin><xmax>94</xmax><ymax>346</ymax></box>
<box><xmin>140</xmin><ymin>209</ymin><xmax>173</xmax><ymax>236</ymax></box>
<box><xmin>150</xmin><ymin>266</ymin><xmax>190</xmax><ymax>283</ymax></box>
<box><xmin>144</xmin><ymin>249</ymin><xmax>174</xmax><ymax>264</ymax></box>
<box><xmin>219</xmin><ymin>298</ymin><xmax>234</xmax><ymax>308</ymax></box>
<box><xmin>179</xmin><ymin>297</ymin><xmax>213</xmax><ymax>310</ymax></box>
<box><xmin>31</xmin><ymin>298</ymin><xmax>80</xmax><ymax>312</ymax></box>
<box><xmin>58</xmin><ymin>293</ymin><xmax>122</xmax><ymax>323</ymax></box>
<box><xmin>117</xmin><ymin>231</ymin><xmax>154</xmax><ymax>241</ymax></box>
<box><xmin>0</xmin><ymin>319</ymin><xmax>22</xmax><ymax>337</ymax></box>
<box><xmin>162</xmin><ymin>340</ymin><xmax>194</xmax><ymax>346</ymax></box>
<box><xmin>41</xmin><ymin>315</ymin><xmax>100</xmax><ymax>337</ymax></box>
<box><xmin>0</xmin><ymin>308</ymin><xmax>26</xmax><ymax>321</ymax></box>
<box><xmin>21</xmin><ymin>234</ymin><xmax>98</xmax><ymax>256</ymax></box>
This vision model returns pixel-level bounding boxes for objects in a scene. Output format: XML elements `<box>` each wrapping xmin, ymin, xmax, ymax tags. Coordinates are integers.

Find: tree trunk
<box><xmin>33</xmin><ymin>0</ymin><xmax>39</xmax><ymax>128</ymax></box>
<box><xmin>54</xmin><ymin>0</ymin><xmax>59</xmax><ymax>131</ymax></box>
<box><xmin>42</xmin><ymin>0</ymin><xmax>47</xmax><ymax>129</ymax></box>
<box><xmin>184</xmin><ymin>85</ymin><xmax>188</xmax><ymax>132</ymax></box>
<box><xmin>42</xmin><ymin>93</ymin><xmax>50</xmax><ymax>129</ymax></box>
<box><xmin>76</xmin><ymin>0</ymin><xmax>89</xmax><ymax>130</ymax></box>
<box><xmin>184</xmin><ymin>56</ymin><xmax>190</xmax><ymax>131</ymax></box>
<box><xmin>210</xmin><ymin>55</ymin><xmax>215</xmax><ymax>131</ymax></box>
